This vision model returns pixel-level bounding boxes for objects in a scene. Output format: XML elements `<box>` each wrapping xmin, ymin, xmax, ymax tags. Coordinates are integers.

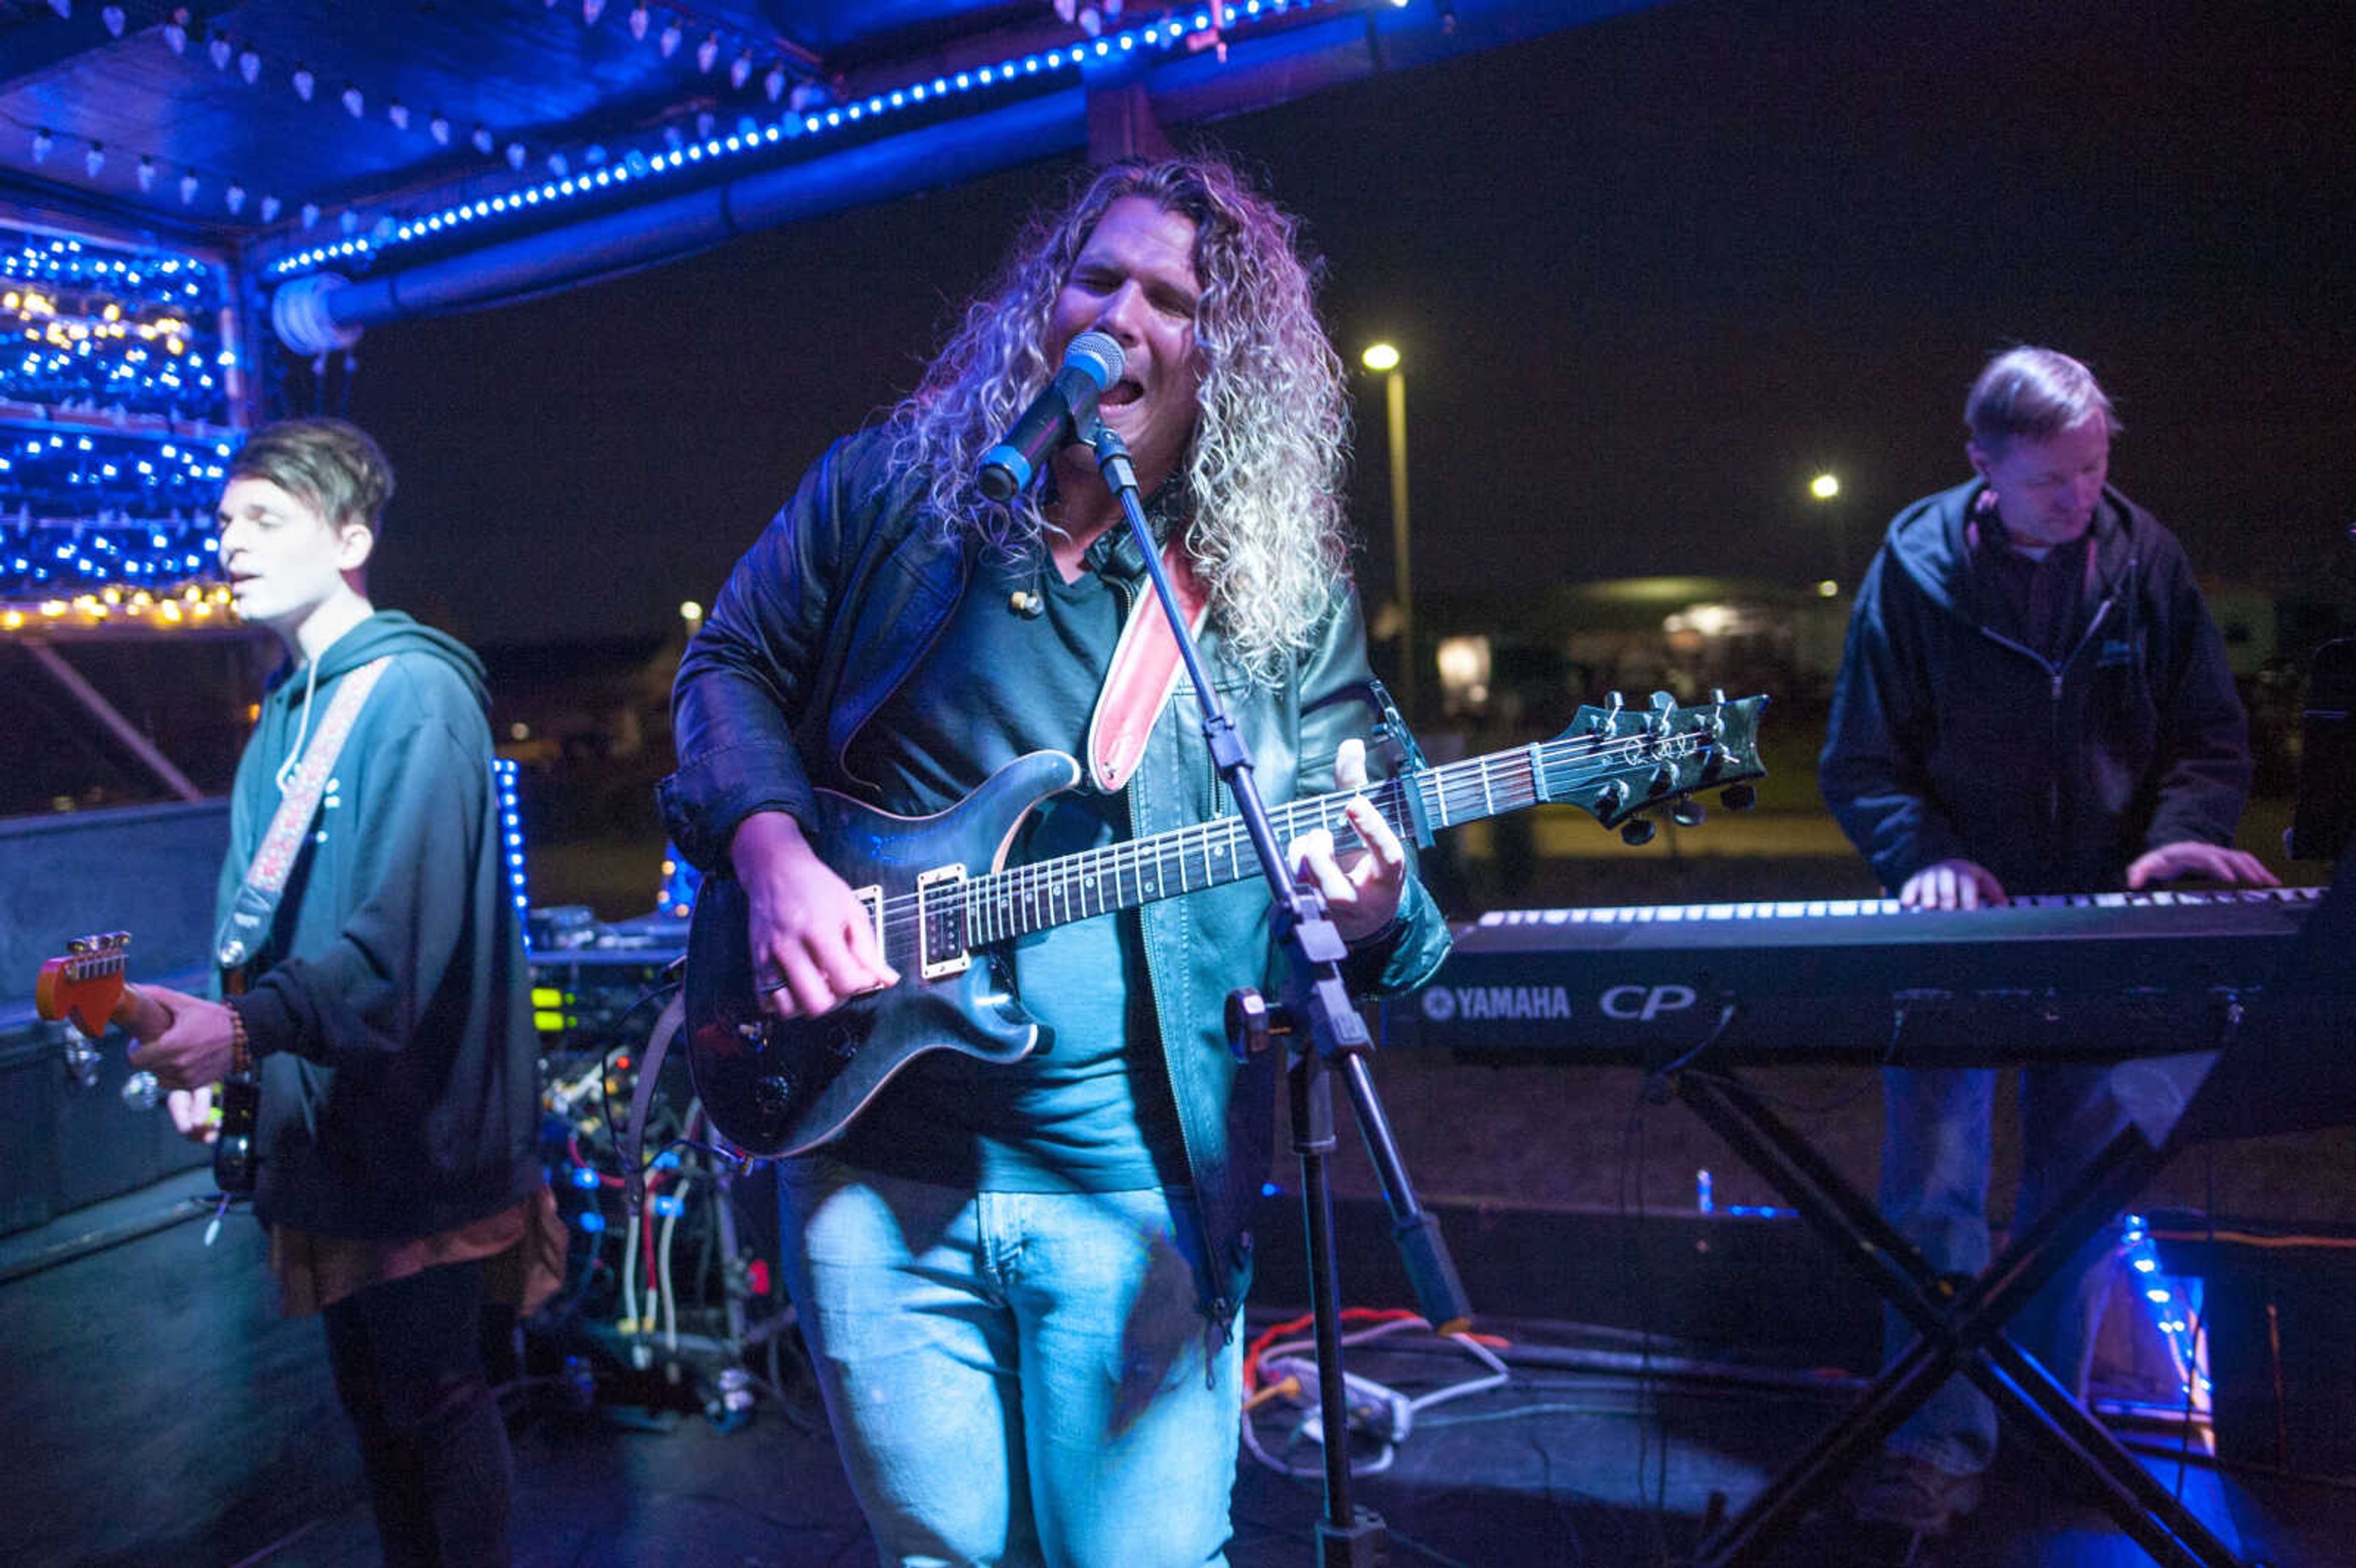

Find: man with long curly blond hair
<box><xmin>661</xmin><ymin>153</ymin><xmax>1450</xmax><ymax>1565</ymax></box>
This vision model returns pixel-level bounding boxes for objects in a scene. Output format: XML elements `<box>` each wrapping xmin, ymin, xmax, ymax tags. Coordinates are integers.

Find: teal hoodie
<box><xmin>217</xmin><ymin>610</ymin><xmax>539</xmax><ymax>1239</ymax></box>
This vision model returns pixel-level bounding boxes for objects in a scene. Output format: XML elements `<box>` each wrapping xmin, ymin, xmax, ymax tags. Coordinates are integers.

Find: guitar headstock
<box><xmin>35</xmin><ymin>931</ymin><xmax>133</xmax><ymax>1040</ymax></box>
<box><xmin>1547</xmin><ymin>690</ymin><xmax>1769</xmax><ymax>839</ymax></box>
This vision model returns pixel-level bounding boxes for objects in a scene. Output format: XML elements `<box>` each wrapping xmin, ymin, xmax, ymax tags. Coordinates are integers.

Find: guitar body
<box><xmin>683</xmin><ymin>751</ymin><xmax>1080</xmax><ymax>1158</ymax></box>
<box><xmin>680</xmin><ymin>691</ymin><xmax>1771</xmax><ymax>1159</ymax></box>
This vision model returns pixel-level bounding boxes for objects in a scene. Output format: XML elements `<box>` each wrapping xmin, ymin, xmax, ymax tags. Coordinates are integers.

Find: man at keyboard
<box><xmin>1819</xmin><ymin>346</ymin><xmax>2276</xmax><ymax>1547</ymax></box>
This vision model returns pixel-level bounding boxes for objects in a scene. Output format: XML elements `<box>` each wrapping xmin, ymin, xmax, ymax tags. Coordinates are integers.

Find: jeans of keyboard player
<box><xmin>1877</xmin><ymin>1063</ymin><xmax>2129</xmax><ymax>1477</ymax></box>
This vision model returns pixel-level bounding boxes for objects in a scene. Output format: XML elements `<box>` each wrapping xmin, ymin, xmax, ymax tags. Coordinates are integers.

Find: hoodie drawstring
<box><xmin>272</xmin><ymin>655</ymin><xmax>323</xmax><ymax>796</ymax></box>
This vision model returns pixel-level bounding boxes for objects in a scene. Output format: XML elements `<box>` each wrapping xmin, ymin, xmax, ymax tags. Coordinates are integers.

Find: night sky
<box><xmin>344</xmin><ymin>0</ymin><xmax>2356</xmax><ymax>649</ymax></box>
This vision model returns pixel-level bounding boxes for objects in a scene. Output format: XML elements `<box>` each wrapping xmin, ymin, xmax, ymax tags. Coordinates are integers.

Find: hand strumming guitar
<box><xmin>732</xmin><ymin>810</ymin><xmax>899</xmax><ymax>1019</ymax></box>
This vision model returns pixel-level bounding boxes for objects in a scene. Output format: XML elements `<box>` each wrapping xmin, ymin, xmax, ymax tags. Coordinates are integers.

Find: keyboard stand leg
<box><xmin>1675</xmin><ymin>1072</ymin><xmax>2244</xmax><ymax>1568</ymax></box>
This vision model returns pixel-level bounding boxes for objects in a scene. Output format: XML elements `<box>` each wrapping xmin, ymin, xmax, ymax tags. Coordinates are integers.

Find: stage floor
<box><xmin>7</xmin><ymin>1169</ymin><xmax>2345</xmax><ymax>1568</ymax></box>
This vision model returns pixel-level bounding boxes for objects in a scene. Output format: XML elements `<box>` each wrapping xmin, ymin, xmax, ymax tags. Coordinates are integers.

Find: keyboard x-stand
<box><xmin>1676</xmin><ymin>1063</ymin><xmax>2242</xmax><ymax>1568</ymax></box>
<box><xmin>1390</xmin><ymin>888</ymin><xmax>2328</xmax><ymax>1564</ymax></box>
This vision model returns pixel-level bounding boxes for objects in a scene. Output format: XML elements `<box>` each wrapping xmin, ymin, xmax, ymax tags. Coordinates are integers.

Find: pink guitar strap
<box><xmin>1087</xmin><ymin>538</ymin><xmax>1211</xmax><ymax>793</ymax></box>
<box><xmin>216</xmin><ymin>655</ymin><xmax>395</xmax><ymax>970</ymax></box>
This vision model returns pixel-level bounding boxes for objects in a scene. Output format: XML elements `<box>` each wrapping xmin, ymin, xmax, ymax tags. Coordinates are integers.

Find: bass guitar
<box><xmin>684</xmin><ymin>690</ymin><xmax>1768</xmax><ymax>1158</ymax></box>
<box><xmin>36</xmin><ymin>931</ymin><xmax>261</xmax><ymax>1194</ymax></box>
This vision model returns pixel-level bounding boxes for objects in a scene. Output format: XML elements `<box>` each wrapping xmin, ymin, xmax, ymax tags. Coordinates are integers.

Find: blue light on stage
<box><xmin>496</xmin><ymin>758</ymin><xmax>535</xmax><ymax>936</ymax></box>
<box><xmin>2117</xmin><ymin>1213</ymin><xmax>2209</xmax><ymax>1405</ymax></box>
<box><xmin>264</xmin><ymin>0</ymin><xmax>1363</xmax><ymax>282</ymax></box>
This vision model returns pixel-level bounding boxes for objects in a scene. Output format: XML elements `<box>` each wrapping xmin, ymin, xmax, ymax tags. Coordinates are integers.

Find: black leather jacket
<box><xmin>661</xmin><ymin>430</ymin><xmax>1452</xmax><ymax>1318</ymax></box>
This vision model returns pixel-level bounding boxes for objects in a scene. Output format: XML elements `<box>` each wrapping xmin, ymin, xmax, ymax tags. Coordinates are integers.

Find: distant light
<box><xmin>1810</xmin><ymin>472</ymin><xmax>1841</xmax><ymax>499</ymax></box>
<box><xmin>679</xmin><ymin>600</ymin><xmax>703</xmax><ymax>624</ymax></box>
<box><xmin>1361</xmin><ymin>342</ymin><xmax>1401</xmax><ymax>372</ymax></box>
<box><xmin>1816</xmin><ymin>579</ymin><xmax>1841</xmax><ymax>598</ymax></box>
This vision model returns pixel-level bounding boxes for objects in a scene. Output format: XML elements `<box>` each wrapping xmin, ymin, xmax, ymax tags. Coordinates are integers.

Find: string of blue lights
<box><xmin>269</xmin><ymin>0</ymin><xmax>1385</xmax><ymax>280</ymax></box>
<box><xmin>0</xmin><ymin>226</ymin><xmax>239</xmax><ymax>618</ymax></box>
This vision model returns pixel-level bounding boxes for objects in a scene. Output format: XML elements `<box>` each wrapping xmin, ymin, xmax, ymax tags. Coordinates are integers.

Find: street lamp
<box><xmin>1807</xmin><ymin>471</ymin><xmax>1847</xmax><ymax>588</ymax></box>
<box><xmin>1361</xmin><ymin>341</ymin><xmax>1414</xmax><ymax>718</ymax></box>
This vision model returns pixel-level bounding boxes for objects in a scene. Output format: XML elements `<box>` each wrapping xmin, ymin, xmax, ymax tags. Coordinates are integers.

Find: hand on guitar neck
<box><xmin>1280</xmin><ymin>737</ymin><xmax>1408</xmax><ymax>942</ymax></box>
<box><xmin>36</xmin><ymin>934</ymin><xmax>242</xmax><ymax>1148</ymax></box>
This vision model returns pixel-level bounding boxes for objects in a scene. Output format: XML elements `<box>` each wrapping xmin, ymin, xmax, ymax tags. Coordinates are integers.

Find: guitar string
<box><xmin>896</xmin><ymin>725</ymin><xmax>1720</xmax><ymax>953</ymax></box>
<box><xmin>860</xmin><ymin>721</ymin><xmax>1745</xmax><ymax>957</ymax></box>
<box><xmin>957</xmin><ymin>737</ymin><xmax>1581</xmax><ymax>948</ymax></box>
<box><xmin>941</xmin><ymin>728</ymin><xmax>1706</xmax><ymax>953</ymax></box>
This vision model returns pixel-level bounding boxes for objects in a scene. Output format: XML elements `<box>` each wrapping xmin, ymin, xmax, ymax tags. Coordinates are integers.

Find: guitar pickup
<box><xmin>852</xmin><ymin>882</ymin><xmax>886</xmax><ymax>974</ymax></box>
<box><xmin>915</xmin><ymin>865</ymin><xmax>972</xmax><ymax>980</ymax></box>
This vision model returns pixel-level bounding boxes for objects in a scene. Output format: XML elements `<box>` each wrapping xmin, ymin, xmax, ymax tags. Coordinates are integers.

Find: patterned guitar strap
<box><xmin>217</xmin><ymin>656</ymin><xmax>396</xmax><ymax>970</ymax></box>
<box><xmin>208</xmin><ymin>655</ymin><xmax>395</xmax><ymax>1194</ymax></box>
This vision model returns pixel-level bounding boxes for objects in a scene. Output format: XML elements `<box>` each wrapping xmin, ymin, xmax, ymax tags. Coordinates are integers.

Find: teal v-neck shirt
<box><xmin>833</xmin><ymin>539</ymin><xmax>1187</xmax><ymax>1193</ymax></box>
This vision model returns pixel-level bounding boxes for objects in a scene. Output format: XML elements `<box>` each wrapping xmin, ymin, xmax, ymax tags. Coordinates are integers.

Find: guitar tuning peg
<box><xmin>1671</xmin><ymin>796</ymin><xmax>1706</xmax><ymax>828</ymax></box>
<box><xmin>1603</xmin><ymin>691</ymin><xmax>1625</xmax><ymax>719</ymax></box>
<box><xmin>1620</xmin><ymin>817</ymin><xmax>1657</xmax><ymax>847</ymax></box>
<box><xmin>1709</xmin><ymin>688</ymin><xmax>1727</xmax><ymax>706</ymax></box>
<box><xmin>1719</xmin><ymin>784</ymin><xmax>1758</xmax><ymax>812</ymax></box>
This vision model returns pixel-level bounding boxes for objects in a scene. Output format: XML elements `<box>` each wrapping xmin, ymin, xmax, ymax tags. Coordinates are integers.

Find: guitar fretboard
<box><xmin>939</xmin><ymin>729</ymin><xmax>1706</xmax><ymax>946</ymax></box>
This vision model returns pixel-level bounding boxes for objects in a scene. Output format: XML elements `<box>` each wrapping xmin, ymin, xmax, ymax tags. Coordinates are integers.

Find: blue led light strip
<box><xmin>497</xmin><ymin>758</ymin><xmax>534</xmax><ymax>937</ymax></box>
<box><xmin>2118</xmin><ymin>1213</ymin><xmax>2208</xmax><ymax>1408</ymax></box>
<box><xmin>268</xmin><ymin>0</ymin><xmax>1361</xmax><ymax>280</ymax></box>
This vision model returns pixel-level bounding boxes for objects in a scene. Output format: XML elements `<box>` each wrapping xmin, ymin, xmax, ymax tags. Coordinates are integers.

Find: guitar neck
<box><xmin>950</xmin><ymin>730</ymin><xmax>1685</xmax><ymax>945</ymax></box>
<box><xmin>115</xmin><ymin>983</ymin><xmax>174</xmax><ymax>1042</ymax></box>
<box><xmin>38</xmin><ymin>934</ymin><xmax>175</xmax><ymax>1042</ymax></box>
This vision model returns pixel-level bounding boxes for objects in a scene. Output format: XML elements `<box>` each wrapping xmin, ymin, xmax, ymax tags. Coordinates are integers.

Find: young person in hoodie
<box><xmin>131</xmin><ymin>418</ymin><xmax>558</xmax><ymax>1568</ymax></box>
<box><xmin>1819</xmin><ymin>347</ymin><xmax>2275</xmax><ymax>1545</ymax></box>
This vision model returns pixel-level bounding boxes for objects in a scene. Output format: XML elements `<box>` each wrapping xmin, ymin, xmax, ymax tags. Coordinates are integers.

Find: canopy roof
<box><xmin>0</xmin><ymin>0</ymin><xmax>1646</xmax><ymax>310</ymax></box>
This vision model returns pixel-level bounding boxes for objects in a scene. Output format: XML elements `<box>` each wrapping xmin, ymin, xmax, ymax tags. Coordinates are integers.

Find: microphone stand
<box><xmin>1083</xmin><ymin>420</ymin><xmax>1471</xmax><ymax>1567</ymax></box>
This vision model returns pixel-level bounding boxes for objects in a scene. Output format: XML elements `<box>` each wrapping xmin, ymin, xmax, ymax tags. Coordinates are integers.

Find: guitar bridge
<box><xmin>915</xmin><ymin>865</ymin><xmax>971</xmax><ymax>980</ymax></box>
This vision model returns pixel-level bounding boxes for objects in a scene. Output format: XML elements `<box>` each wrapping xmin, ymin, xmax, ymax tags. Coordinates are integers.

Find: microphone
<box><xmin>977</xmin><ymin>330</ymin><xmax>1124</xmax><ymax>501</ymax></box>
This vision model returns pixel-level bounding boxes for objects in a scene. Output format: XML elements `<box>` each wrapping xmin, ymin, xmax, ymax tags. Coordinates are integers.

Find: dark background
<box><xmin>341</xmin><ymin>0</ymin><xmax>2356</xmax><ymax>649</ymax></box>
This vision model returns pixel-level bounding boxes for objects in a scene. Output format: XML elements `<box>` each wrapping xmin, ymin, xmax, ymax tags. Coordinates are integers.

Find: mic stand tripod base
<box><xmin>1317</xmin><ymin>1506</ymin><xmax>1387</xmax><ymax>1567</ymax></box>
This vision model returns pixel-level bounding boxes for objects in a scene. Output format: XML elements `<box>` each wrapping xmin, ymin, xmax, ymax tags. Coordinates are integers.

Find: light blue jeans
<box><xmin>1878</xmin><ymin>1064</ymin><xmax>2127</xmax><ymax>1477</ymax></box>
<box><xmin>778</xmin><ymin>1162</ymin><xmax>1242</xmax><ymax>1568</ymax></box>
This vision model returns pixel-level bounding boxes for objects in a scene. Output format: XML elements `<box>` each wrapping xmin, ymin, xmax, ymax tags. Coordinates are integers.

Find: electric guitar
<box><xmin>682</xmin><ymin>690</ymin><xmax>1769</xmax><ymax>1158</ymax></box>
<box><xmin>36</xmin><ymin>931</ymin><xmax>261</xmax><ymax>1194</ymax></box>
